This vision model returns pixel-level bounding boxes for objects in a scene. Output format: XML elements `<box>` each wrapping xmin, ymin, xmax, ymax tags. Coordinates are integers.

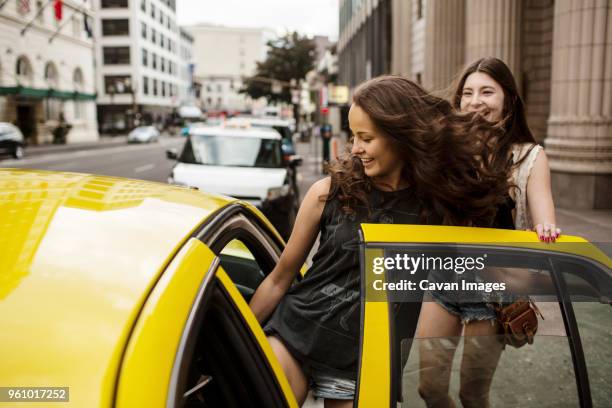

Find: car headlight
<box><xmin>267</xmin><ymin>184</ymin><xmax>290</xmax><ymax>200</ymax></box>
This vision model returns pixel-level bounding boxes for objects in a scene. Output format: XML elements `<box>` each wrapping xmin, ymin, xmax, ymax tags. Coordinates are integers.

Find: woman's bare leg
<box><xmin>268</xmin><ymin>336</ymin><xmax>309</xmax><ymax>406</ymax></box>
<box><xmin>416</xmin><ymin>301</ymin><xmax>463</xmax><ymax>408</ymax></box>
<box><xmin>459</xmin><ymin>320</ymin><xmax>504</xmax><ymax>408</ymax></box>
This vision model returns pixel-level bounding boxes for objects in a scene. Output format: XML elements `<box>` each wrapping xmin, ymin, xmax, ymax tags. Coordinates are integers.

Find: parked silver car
<box><xmin>0</xmin><ymin>122</ymin><xmax>24</xmax><ymax>159</ymax></box>
<box><xmin>127</xmin><ymin>126</ymin><xmax>160</xmax><ymax>143</ymax></box>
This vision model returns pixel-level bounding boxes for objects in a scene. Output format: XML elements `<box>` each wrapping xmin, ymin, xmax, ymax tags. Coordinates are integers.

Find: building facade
<box><xmin>177</xmin><ymin>28</ymin><xmax>194</xmax><ymax>105</ymax></box>
<box><xmin>338</xmin><ymin>0</ymin><xmax>612</xmax><ymax>209</ymax></box>
<box><xmin>0</xmin><ymin>0</ymin><xmax>98</xmax><ymax>144</ymax></box>
<box><xmin>94</xmin><ymin>0</ymin><xmax>186</xmax><ymax>133</ymax></box>
<box><xmin>186</xmin><ymin>24</ymin><xmax>269</xmax><ymax>113</ymax></box>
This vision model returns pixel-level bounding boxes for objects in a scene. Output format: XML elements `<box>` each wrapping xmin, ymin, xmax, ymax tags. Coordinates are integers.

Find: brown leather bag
<box><xmin>495</xmin><ymin>298</ymin><xmax>543</xmax><ymax>348</ymax></box>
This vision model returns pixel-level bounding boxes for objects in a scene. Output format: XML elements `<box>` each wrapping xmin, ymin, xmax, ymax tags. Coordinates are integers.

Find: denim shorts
<box><xmin>427</xmin><ymin>269</ymin><xmax>498</xmax><ymax>324</ymax></box>
<box><xmin>430</xmin><ymin>290</ymin><xmax>497</xmax><ymax>324</ymax></box>
<box><xmin>308</xmin><ymin>368</ymin><xmax>356</xmax><ymax>400</ymax></box>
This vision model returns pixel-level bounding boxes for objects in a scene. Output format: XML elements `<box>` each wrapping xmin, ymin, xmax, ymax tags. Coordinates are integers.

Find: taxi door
<box><xmin>356</xmin><ymin>224</ymin><xmax>612</xmax><ymax>408</ymax></box>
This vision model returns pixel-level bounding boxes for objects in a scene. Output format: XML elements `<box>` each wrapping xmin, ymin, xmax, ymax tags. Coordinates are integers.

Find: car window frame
<box><xmin>357</xmin><ymin>226</ymin><xmax>612</xmax><ymax>408</ymax></box>
<box><xmin>168</xmin><ymin>262</ymin><xmax>296</xmax><ymax>407</ymax></box>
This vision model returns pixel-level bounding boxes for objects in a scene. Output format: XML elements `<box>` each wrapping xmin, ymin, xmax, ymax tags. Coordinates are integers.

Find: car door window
<box><xmin>553</xmin><ymin>256</ymin><xmax>612</xmax><ymax>407</ymax></box>
<box><xmin>176</xmin><ymin>266</ymin><xmax>293</xmax><ymax>408</ymax></box>
<box><xmin>200</xmin><ymin>208</ymin><xmax>282</xmax><ymax>302</ymax></box>
<box><xmin>219</xmin><ymin>238</ymin><xmax>265</xmax><ymax>302</ymax></box>
<box><xmin>380</xmin><ymin>245</ymin><xmax>579</xmax><ymax>407</ymax></box>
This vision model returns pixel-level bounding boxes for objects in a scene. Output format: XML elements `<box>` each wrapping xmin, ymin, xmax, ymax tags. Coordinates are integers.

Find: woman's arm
<box><xmin>249</xmin><ymin>177</ymin><xmax>331</xmax><ymax>322</ymax></box>
<box><xmin>526</xmin><ymin>149</ymin><xmax>560</xmax><ymax>242</ymax></box>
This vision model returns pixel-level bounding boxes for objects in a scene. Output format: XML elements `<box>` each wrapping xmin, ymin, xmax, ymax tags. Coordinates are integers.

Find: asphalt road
<box><xmin>0</xmin><ymin>136</ymin><xmax>186</xmax><ymax>182</ymax></box>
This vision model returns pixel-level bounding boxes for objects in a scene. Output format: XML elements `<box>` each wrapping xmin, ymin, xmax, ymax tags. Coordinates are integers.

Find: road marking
<box><xmin>134</xmin><ymin>163</ymin><xmax>156</xmax><ymax>173</ymax></box>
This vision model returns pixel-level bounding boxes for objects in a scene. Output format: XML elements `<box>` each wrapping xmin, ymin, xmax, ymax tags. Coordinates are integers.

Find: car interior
<box><xmin>180</xmin><ymin>281</ymin><xmax>288</xmax><ymax>408</ymax></box>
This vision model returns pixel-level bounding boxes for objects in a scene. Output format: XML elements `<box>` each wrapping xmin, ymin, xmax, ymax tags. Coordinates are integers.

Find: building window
<box><xmin>161</xmin><ymin>81</ymin><xmax>166</xmax><ymax>97</ymax></box>
<box><xmin>101</xmin><ymin>0</ymin><xmax>128</xmax><ymax>8</ymax></box>
<box><xmin>101</xmin><ymin>19</ymin><xmax>129</xmax><ymax>36</ymax></box>
<box><xmin>143</xmin><ymin>76</ymin><xmax>149</xmax><ymax>95</ymax></box>
<box><xmin>140</xmin><ymin>0</ymin><xmax>146</xmax><ymax>12</ymax></box>
<box><xmin>150</xmin><ymin>4</ymin><xmax>155</xmax><ymax>19</ymax></box>
<box><xmin>104</xmin><ymin>75</ymin><xmax>131</xmax><ymax>94</ymax></box>
<box><xmin>159</xmin><ymin>11</ymin><xmax>163</xmax><ymax>24</ymax></box>
<box><xmin>141</xmin><ymin>22</ymin><xmax>147</xmax><ymax>39</ymax></box>
<box><xmin>103</xmin><ymin>46</ymin><xmax>131</xmax><ymax>65</ymax></box>
<box><xmin>15</xmin><ymin>56</ymin><xmax>33</xmax><ymax>85</ymax></box>
<box><xmin>161</xmin><ymin>57</ymin><xmax>165</xmax><ymax>73</ymax></box>
<box><xmin>142</xmin><ymin>49</ymin><xmax>148</xmax><ymax>66</ymax></box>
<box><xmin>152</xmin><ymin>53</ymin><xmax>157</xmax><ymax>69</ymax></box>
<box><xmin>73</xmin><ymin>69</ymin><xmax>85</xmax><ymax>119</ymax></box>
<box><xmin>160</xmin><ymin>34</ymin><xmax>165</xmax><ymax>48</ymax></box>
<box><xmin>417</xmin><ymin>0</ymin><xmax>424</xmax><ymax>20</ymax></box>
<box><xmin>72</xmin><ymin>15</ymin><xmax>81</xmax><ymax>37</ymax></box>
<box><xmin>44</xmin><ymin>62</ymin><xmax>58</xmax><ymax>87</ymax></box>
<box><xmin>217</xmin><ymin>84</ymin><xmax>222</xmax><ymax>92</ymax></box>
<box><xmin>153</xmin><ymin>78</ymin><xmax>158</xmax><ymax>96</ymax></box>
<box><xmin>151</xmin><ymin>29</ymin><xmax>156</xmax><ymax>44</ymax></box>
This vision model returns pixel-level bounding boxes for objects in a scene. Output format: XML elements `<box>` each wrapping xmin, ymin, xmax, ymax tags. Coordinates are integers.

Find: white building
<box><xmin>185</xmin><ymin>24</ymin><xmax>270</xmax><ymax>113</ymax></box>
<box><xmin>177</xmin><ymin>27</ymin><xmax>194</xmax><ymax>105</ymax></box>
<box><xmin>0</xmin><ymin>0</ymin><xmax>99</xmax><ymax>144</ymax></box>
<box><xmin>94</xmin><ymin>0</ymin><xmax>188</xmax><ymax>132</ymax></box>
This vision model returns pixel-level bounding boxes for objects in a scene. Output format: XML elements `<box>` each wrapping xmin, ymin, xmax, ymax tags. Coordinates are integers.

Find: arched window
<box><xmin>73</xmin><ymin>68</ymin><xmax>85</xmax><ymax>120</ymax></box>
<box><xmin>73</xmin><ymin>68</ymin><xmax>84</xmax><ymax>91</ymax></box>
<box><xmin>15</xmin><ymin>56</ymin><xmax>33</xmax><ymax>85</ymax></box>
<box><xmin>44</xmin><ymin>62</ymin><xmax>59</xmax><ymax>88</ymax></box>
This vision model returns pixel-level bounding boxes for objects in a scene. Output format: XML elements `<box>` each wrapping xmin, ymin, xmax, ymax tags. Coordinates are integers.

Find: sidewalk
<box><xmin>294</xmin><ymin>137</ymin><xmax>611</xmax><ymax>243</ymax></box>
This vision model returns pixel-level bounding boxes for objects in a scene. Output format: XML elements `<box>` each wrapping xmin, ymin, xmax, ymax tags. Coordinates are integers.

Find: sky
<box><xmin>176</xmin><ymin>0</ymin><xmax>339</xmax><ymax>40</ymax></box>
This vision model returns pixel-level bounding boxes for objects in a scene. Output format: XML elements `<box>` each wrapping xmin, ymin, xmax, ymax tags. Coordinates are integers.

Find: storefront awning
<box><xmin>0</xmin><ymin>86</ymin><xmax>96</xmax><ymax>101</ymax></box>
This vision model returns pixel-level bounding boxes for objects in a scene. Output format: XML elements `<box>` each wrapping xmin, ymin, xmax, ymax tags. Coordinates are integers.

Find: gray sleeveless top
<box><xmin>265</xmin><ymin>185</ymin><xmax>421</xmax><ymax>379</ymax></box>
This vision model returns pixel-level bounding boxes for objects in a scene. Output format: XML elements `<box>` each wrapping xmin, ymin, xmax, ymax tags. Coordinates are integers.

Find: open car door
<box><xmin>356</xmin><ymin>225</ymin><xmax>612</xmax><ymax>408</ymax></box>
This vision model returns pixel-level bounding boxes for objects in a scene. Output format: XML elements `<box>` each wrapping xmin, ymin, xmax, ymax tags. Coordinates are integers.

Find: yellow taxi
<box><xmin>1</xmin><ymin>169</ymin><xmax>610</xmax><ymax>407</ymax></box>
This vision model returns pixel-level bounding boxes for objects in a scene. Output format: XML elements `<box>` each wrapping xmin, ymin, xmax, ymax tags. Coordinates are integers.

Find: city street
<box><xmin>0</xmin><ymin>135</ymin><xmax>185</xmax><ymax>183</ymax></box>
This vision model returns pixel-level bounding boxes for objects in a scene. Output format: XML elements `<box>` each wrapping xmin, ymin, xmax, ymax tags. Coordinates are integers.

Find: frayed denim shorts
<box><xmin>308</xmin><ymin>368</ymin><xmax>356</xmax><ymax>400</ymax></box>
<box><xmin>427</xmin><ymin>269</ymin><xmax>499</xmax><ymax>325</ymax></box>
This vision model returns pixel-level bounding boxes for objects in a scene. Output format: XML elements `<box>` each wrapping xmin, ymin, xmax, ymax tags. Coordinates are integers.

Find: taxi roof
<box><xmin>189</xmin><ymin>124</ymin><xmax>281</xmax><ymax>140</ymax></box>
<box><xmin>0</xmin><ymin>169</ymin><xmax>235</xmax><ymax>404</ymax></box>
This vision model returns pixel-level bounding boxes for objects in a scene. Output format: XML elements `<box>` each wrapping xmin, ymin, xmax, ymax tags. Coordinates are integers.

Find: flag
<box><xmin>18</xmin><ymin>0</ymin><xmax>31</xmax><ymax>15</ymax></box>
<box><xmin>83</xmin><ymin>11</ymin><xmax>92</xmax><ymax>38</ymax></box>
<box><xmin>53</xmin><ymin>0</ymin><xmax>62</xmax><ymax>21</ymax></box>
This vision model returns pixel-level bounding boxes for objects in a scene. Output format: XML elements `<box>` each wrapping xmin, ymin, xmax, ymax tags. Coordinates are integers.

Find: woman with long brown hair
<box><xmin>416</xmin><ymin>58</ymin><xmax>560</xmax><ymax>408</ymax></box>
<box><xmin>249</xmin><ymin>75</ymin><xmax>509</xmax><ymax>407</ymax></box>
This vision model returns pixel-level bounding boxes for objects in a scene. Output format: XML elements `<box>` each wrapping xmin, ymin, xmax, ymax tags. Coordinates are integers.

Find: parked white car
<box><xmin>166</xmin><ymin>125</ymin><xmax>302</xmax><ymax>239</ymax></box>
<box><xmin>127</xmin><ymin>126</ymin><xmax>160</xmax><ymax>143</ymax></box>
<box><xmin>0</xmin><ymin>122</ymin><xmax>24</xmax><ymax>159</ymax></box>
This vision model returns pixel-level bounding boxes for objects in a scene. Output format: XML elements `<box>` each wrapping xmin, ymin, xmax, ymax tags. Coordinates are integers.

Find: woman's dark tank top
<box><xmin>265</xmin><ymin>184</ymin><xmax>421</xmax><ymax>379</ymax></box>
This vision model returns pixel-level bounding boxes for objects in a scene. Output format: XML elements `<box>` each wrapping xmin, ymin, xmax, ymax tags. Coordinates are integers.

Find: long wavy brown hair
<box><xmin>326</xmin><ymin>75</ymin><xmax>510</xmax><ymax>227</ymax></box>
<box><xmin>452</xmin><ymin>57</ymin><xmax>537</xmax><ymax>174</ymax></box>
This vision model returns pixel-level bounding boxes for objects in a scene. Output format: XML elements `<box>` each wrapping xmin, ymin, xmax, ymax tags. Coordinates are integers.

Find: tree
<box><xmin>241</xmin><ymin>32</ymin><xmax>316</xmax><ymax>105</ymax></box>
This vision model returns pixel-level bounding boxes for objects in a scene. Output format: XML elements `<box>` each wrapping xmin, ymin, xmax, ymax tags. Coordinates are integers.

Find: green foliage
<box><xmin>241</xmin><ymin>32</ymin><xmax>316</xmax><ymax>104</ymax></box>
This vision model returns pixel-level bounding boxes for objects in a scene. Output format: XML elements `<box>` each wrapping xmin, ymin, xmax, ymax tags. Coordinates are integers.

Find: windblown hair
<box><xmin>326</xmin><ymin>75</ymin><xmax>510</xmax><ymax>227</ymax></box>
<box><xmin>452</xmin><ymin>57</ymin><xmax>537</xmax><ymax>173</ymax></box>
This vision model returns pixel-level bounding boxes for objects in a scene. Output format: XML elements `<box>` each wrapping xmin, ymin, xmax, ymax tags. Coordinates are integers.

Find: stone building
<box><xmin>338</xmin><ymin>0</ymin><xmax>611</xmax><ymax>209</ymax></box>
<box><xmin>0</xmin><ymin>0</ymin><xmax>98</xmax><ymax>144</ymax></box>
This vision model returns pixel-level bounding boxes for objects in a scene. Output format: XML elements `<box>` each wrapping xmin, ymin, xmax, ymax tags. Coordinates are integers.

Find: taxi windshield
<box><xmin>180</xmin><ymin>134</ymin><xmax>283</xmax><ymax>168</ymax></box>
